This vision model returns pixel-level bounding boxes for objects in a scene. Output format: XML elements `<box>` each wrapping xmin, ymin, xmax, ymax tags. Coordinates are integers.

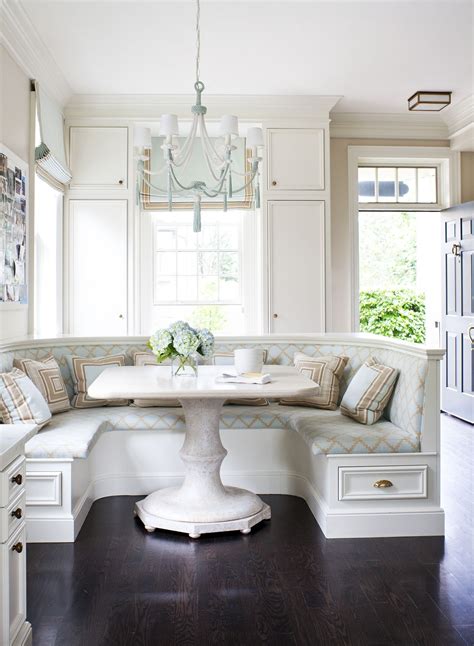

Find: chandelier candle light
<box><xmin>133</xmin><ymin>0</ymin><xmax>264</xmax><ymax>233</ymax></box>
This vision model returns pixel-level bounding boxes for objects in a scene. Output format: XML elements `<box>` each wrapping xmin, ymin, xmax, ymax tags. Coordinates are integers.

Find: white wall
<box><xmin>0</xmin><ymin>45</ymin><xmax>31</xmax><ymax>340</ymax></box>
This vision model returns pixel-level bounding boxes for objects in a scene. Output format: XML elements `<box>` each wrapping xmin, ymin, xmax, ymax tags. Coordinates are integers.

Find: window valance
<box><xmin>33</xmin><ymin>80</ymin><xmax>72</xmax><ymax>187</ymax></box>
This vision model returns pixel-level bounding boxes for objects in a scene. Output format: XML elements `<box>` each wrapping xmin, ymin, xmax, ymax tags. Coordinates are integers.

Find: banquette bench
<box><xmin>0</xmin><ymin>334</ymin><xmax>445</xmax><ymax>541</ymax></box>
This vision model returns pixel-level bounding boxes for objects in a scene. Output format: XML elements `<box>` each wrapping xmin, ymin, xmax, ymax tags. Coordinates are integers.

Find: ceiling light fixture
<box><xmin>133</xmin><ymin>0</ymin><xmax>263</xmax><ymax>233</ymax></box>
<box><xmin>408</xmin><ymin>91</ymin><xmax>452</xmax><ymax>112</ymax></box>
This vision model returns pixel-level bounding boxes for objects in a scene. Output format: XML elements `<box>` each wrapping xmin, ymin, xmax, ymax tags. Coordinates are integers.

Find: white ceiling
<box><xmin>20</xmin><ymin>0</ymin><xmax>473</xmax><ymax>113</ymax></box>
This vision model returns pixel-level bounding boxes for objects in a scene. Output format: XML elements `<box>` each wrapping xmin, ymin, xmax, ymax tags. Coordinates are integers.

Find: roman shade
<box><xmin>34</xmin><ymin>80</ymin><xmax>72</xmax><ymax>187</ymax></box>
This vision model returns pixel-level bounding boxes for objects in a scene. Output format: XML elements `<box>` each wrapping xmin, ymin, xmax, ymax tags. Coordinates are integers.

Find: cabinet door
<box><xmin>268</xmin><ymin>201</ymin><xmax>325</xmax><ymax>332</ymax></box>
<box><xmin>267</xmin><ymin>129</ymin><xmax>325</xmax><ymax>191</ymax></box>
<box><xmin>0</xmin><ymin>523</ymin><xmax>27</xmax><ymax>645</ymax></box>
<box><xmin>69</xmin><ymin>127</ymin><xmax>128</xmax><ymax>189</ymax></box>
<box><xmin>69</xmin><ymin>200</ymin><xmax>128</xmax><ymax>335</ymax></box>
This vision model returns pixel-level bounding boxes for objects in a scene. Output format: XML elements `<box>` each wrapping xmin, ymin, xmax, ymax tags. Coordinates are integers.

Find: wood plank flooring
<box><xmin>27</xmin><ymin>414</ymin><xmax>473</xmax><ymax>646</ymax></box>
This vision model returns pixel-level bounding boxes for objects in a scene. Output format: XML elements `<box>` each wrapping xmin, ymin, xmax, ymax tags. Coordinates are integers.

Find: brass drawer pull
<box><xmin>11</xmin><ymin>508</ymin><xmax>22</xmax><ymax>519</ymax></box>
<box><xmin>373</xmin><ymin>479</ymin><xmax>393</xmax><ymax>489</ymax></box>
<box><xmin>11</xmin><ymin>474</ymin><xmax>22</xmax><ymax>485</ymax></box>
<box><xmin>12</xmin><ymin>542</ymin><xmax>23</xmax><ymax>553</ymax></box>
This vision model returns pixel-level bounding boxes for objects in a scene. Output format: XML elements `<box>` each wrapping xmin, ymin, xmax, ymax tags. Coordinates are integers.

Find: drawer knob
<box><xmin>272</xmin><ymin>180</ymin><xmax>277</xmax><ymax>186</ymax></box>
<box><xmin>11</xmin><ymin>474</ymin><xmax>22</xmax><ymax>485</ymax></box>
<box><xmin>119</xmin><ymin>179</ymin><xmax>124</xmax><ymax>185</ymax></box>
<box><xmin>373</xmin><ymin>479</ymin><xmax>393</xmax><ymax>488</ymax></box>
<box><xmin>12</xmin><ymin>542</ymin><xmax>23</xmax><ymax>553</ymax></box>
<box><xmin>11</xmin><ymin>508</ymin><xmax>22</xmax><ymax>519</ymax></box>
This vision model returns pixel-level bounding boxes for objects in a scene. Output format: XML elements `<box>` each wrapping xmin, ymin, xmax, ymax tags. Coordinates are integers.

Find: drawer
<box><xmin>0</xmin><ymin>456</ymin><xmax>25</xmax><ymax>507</ymax></box>
<box><xmin>2</xmin><ymin>522</ymin><xmax>27</xmax><ymax>645</ymax></box>
<box><xmin>0</xmin><ymin>490</ymin><xmax>26</xmax><ymax>543</ymax></box>
<box><xmin>338</xmin><ymin>465</ymin><xmax>428</xmax><ymax>501</ymax></box>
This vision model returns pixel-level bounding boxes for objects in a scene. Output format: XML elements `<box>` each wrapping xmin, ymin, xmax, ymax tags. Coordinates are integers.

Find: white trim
<box><xmin>65</xmin><ymin>94</ymin><xmax>342</xmax><ymax>120</ymax></box>
<box><xmin>347</xmin><ymin>145</ymin><xmax>460</xmax><ymax>331</ymax></box>
<box><xmin>444</xmin><ymin>95</ymin><xmax>474</xmax><ymax>138</ymax></box>
<box><xmin>330</xmin><ymin>112</ymin><xmax>449</xmax><ymax>140</ymax></box>
<box><xmin>0</xmin><ymin>1</ymin><xmax>71</xmax><ymax>106</ymax></box>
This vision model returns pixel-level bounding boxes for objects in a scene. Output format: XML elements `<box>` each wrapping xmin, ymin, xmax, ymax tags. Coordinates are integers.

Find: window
<box><xmin>358</xmin><ymin>166</ymin><xmax>437</xmax><ymax>204</ymax></box>
<box><xmin>141</xmin><ymin>210</ymin><xmax>261</xmax><ymax>335</ymax></box>
<box><xmin>34</xmin><ymin>175</ymin><xmax>63</xmax><ymax>337</ymax></box>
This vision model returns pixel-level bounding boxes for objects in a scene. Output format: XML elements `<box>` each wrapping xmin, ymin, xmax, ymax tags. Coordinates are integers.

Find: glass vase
<box><xmin>171</xmin><ymin>353</ymin><xmax>199</xmax><ymax>377</ymax></box>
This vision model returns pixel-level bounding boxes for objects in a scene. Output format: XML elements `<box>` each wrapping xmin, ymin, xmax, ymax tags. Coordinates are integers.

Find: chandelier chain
<box><xmin>195</xmin><ymin>0</ymin><xmax>201</xmax><ymax>82</ymax></box>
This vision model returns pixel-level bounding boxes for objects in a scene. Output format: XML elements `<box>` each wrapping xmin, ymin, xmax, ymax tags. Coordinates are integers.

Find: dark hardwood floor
<box><xmin>27</xmin><ymin>414</ymin><xmax>473</xmax><ymax>646</ymax></box>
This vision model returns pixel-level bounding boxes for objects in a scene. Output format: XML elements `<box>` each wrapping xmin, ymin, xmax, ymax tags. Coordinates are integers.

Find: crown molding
<box><xmin>64</xmin><ymin>93</ymin><xmax>342</xmax><ymax>120</ymax></box>
<box><xmin>0</xmin><ymin>0</ymin><xmax>72</xmax><ymax>106</ymax></box>
<box><xmin>443</xmin><ymin>95</ymin><xmax>474</xmax><ymax>150</ymax></box>
<box><xmin>329</xmin><ymin>112</ymin><xmax>449</xmax><ymax>140</ymax></box>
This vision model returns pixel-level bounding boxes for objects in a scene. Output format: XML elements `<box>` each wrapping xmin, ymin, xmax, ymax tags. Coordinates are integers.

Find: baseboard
<box><xmin>12</xmin><ymin>622</ymin><xmax>32</xmax><ymax>646</ymax></box>
<box><xmin>323</xmin><ymin>509</ymin><xmax>445</xmax><ymax>538</ymax></box>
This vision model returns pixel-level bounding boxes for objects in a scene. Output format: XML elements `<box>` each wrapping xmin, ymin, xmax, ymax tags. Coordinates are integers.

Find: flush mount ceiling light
<box><xmin>408</xmin><ymin>91</ymin><xmax>452</xmax><ymax>112</ymax></box>
<box><xmin>133</xmin><ymin>0</ymin><xmax>263</xmax><ymax>233</ymax></box>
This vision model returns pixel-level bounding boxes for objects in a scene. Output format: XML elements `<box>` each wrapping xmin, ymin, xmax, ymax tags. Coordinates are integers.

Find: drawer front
<box><xmin>4</xmin><ymin>522</ymin><xmax>27</xmax><ymax>645</ymax></box>
<box><xmin>0</xmin><ymin>491</ymin><xmax>26</xmax><ymax>543</ymax></box>
<box><xmin>0</xmin><ymin>456</ymin><xmax>26</xmax><ymax>507</ymax></box>
<box><xmin>338</xmin><ymin>465</ymin><xmax>428</xmax><ymax>501</ymax></box>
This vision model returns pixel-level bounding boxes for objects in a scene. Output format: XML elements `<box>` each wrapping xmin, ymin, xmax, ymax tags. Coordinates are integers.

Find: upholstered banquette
<box><xmin>0</xmin><ymin>334</ymin><xmax>444</xmax><ymax>541</ymax></box>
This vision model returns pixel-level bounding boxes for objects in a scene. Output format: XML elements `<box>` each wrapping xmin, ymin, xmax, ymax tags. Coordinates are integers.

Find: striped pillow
<box><xmin>67</xmin><ymin>355</ymin><xmax>128</xmax><ymax>409</ymax></box>
<box><xmin>0</xmin><ymin>368</ymin><xmax>52</xmax><ymax>427</ymax></box>
<box><xmin>279</xmin><ymin>352</ymin><xmax>348</xmax><ymax>410</ymax></box>
<box><xmin>13</xmin><ymin>355</ymin><xmax>70</xmax><ymax>414</ymax></box>
<box><xmin>212</xmin><ymin>351</ymin><xmax>269</xmax><ymax>406</ymax></box>
<box><xmin>131</xmin><ymin>352</ymin><xmax>180</xmax><ymax>408</ymax></box>
<box><xmin>340</xmin><ymin>358</ymin><xmax>398</xmax><ymax>425</ymax></box>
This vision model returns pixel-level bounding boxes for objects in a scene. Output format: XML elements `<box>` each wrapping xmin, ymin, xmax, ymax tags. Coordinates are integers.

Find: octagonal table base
<box><xmin>134</xmin><ymin>397</ymin><xmax>271</xmax><ymax>538</ymax></box>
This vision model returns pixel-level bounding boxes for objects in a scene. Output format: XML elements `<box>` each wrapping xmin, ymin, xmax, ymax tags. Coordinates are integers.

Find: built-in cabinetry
<box><xmin>268</xmin><ymin>201</ymin><xmax>325</xmax><ymax>332</ymax></box>
<box><xmin>0</xmin><ymin>426</ymin><xmax>34</xmax><ymax>646</ymax></box>
<box><xmin>65</xmin><ymin>116</ymin><xmax>330</xmax><ymax>335</ymax></box>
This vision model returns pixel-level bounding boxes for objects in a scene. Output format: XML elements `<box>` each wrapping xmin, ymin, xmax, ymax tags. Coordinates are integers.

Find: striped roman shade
<box><xmin>340</xmin><ymin>358</ymin><xmax>398</xmax><ymax>425</ymax></box>
<box><xmin>14</xmin><ymin>355</ymin><xmax>70</xmax><ymax>414</ymax></box>
<box><xmin>0</xmin><ymin>368</ymin><xmax>52</xmax><ymax>426</ymax></box>
<box><xmin>279</xmin><ymin>352</ymin><xmax>348</xmax><ymax>410</ymax></box>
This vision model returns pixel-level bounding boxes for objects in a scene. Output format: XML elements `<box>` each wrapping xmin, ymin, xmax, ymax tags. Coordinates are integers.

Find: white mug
<box><xmin>234</xmin><ymin>348</ymin><xmax>264</xmax><ymax>375</ymax></box>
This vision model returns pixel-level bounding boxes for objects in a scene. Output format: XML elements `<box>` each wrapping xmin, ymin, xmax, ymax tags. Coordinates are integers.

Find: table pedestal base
<box><xmin>133</xmin><ymin>397</ymin><xmax>271</xmax><ymax>538</ymax></box>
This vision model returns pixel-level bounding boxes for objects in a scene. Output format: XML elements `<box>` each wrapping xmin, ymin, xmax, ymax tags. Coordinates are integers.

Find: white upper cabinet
<box><xmin>69</xmin><ymin>127</ymin><xmax>128</xmax><ymax>190</ymax></box>
<box><xmin>267</xmin><ymin>128</ymin><xmax>325</xmax><ymax>191</ymax></box>
<box><xmin>268</xmin><ymin>200</ymin><xmax>325</xmax><ymax>333</ymax></box>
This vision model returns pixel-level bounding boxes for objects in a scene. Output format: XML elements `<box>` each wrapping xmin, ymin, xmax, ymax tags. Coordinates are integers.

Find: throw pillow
<box><xmin>0</xmin><ymin>368</ymin><xmax>52</xmax><ymax>427</ymax></box>
<box><xmin>67</xmin><ymin>355</ymin><xmax>128</xmax><ymax>409</ymax></box>
<box><xmin>279</xmin><ymin>352</ymin><xmax>349</xmax><ymax>410</ymax></box>
<box><xmin>212</xmin><ymin>351</ymin><xmax>268</xmax><ymax>406</ymax></box>
<box><xmin>13</xmin><ymin>355</ymin><xmax>70</xmax><ymax>414</ymax></box>
<box><xmin>131</xmin><ymin>351</ymin><xmax>180</xmax><ymax>407</ymax></box>
<box><xmin>340</xmin><ymin>357</ymin><xmax>398</xmax><ymax>425</ymax></box>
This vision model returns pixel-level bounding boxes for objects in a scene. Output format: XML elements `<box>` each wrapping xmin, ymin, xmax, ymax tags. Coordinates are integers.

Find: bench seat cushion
<box><xmin>24</xmin><ymin>404</ymin><xmax>420</xmax><ymax>460</ymax></box>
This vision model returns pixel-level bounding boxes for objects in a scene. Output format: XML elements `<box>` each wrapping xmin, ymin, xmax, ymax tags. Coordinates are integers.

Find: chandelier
<box><xmin>133</xmin><ymin>0</ymin><xmax>264</xmax><ymax>233</ymax></box>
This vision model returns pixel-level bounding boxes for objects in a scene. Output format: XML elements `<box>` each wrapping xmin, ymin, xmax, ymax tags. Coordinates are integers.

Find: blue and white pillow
<box><xmin>0</xmin><ymin>368</ymin><xmax>52</xmax><ymax>427</ymax></box>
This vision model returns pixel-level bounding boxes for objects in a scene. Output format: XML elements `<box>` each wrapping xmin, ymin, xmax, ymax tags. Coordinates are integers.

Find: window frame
<box><xmin>357</xmin><ymin>164</ymin><xmax>439</xmax><ymax>206</ymax></box>
<box><xmin>348</xmin><ymin>145</ymin><xmax>461</xmax><ymax>331</ymax></box>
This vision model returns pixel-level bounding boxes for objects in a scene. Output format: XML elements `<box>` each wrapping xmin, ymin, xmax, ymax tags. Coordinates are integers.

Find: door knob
<box><xmin>468</xmin><ymin>325</ymin><xmax>474</xmax><ymax>343</ymax></box>
<box><xmin>12</xmin><ymin>542</ymin><xmax>23</xmax><ymax>553</ymax></box>
<box><xmin>451</xmin><ymin>242</ymin><xmax>462</xmax><ymax>256</ymax></box>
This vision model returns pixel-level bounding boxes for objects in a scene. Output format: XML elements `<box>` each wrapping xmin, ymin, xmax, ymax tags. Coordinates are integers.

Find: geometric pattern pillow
<box><xmin>340</xmin><ymin>357</ymin><xmax>398</xmax><ymax>425</ymax></box>
<box><xmin>13</xmin><ymin>354</ymin><xmax>70</xmax><ymax>414</ymax></box>
<box><xmin>66</xmin><ymin>355</ymin><xmax>128</xmax><ymax>409</ymax></box>
<box><xmin>212</xmin><ymin>351</ymin><xmax>269</xmax><ymax>406</ymax></box>
<box><xmin>131</xmin><ymin>351</ymin><xmax>180</xmax><ymax>408</ymax></box>
<box><xmin>0</xmin><ymin>367</ymin><xmax>52</xmax><ymax>427</ymax></box>
<box><xmin>279</xmin><ymin>352</ymin><xmax>349</xmax><ymax>410</ymax></box>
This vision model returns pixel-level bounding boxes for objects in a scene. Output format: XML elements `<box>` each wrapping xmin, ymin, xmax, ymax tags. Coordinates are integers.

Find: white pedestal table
<box><xmin>88</xmin><ymin>365</ymin><xmax>318</xmax><ymax>538</ymax></box>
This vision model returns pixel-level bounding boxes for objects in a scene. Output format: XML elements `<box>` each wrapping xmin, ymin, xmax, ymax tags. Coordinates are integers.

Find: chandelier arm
<box><xmin>172</xmin><ymin>115</ymin><xmax>199</xmax><ymax>166</ymax></box>
<box><xmin>228</xmin><ymin>168</ymin><xmax>259</xmax><ymax>195</ymax></box>
<box><xmin>202</xmin><ymin>148</ymin><xmax>229</xmax><ymax>182</ymax></box>
<box><xmin>199</xmin><ymin>115</ymin><xmax>227</xmax><ymax>164</ymax></box>
<box><xmin>140</xmin><ymin>173</ymin><xmax>193</xmax><ymax>197</ymax></box>
<box><xmin>169</xmin><ymin>165</ymin><xmax>202</xmax><ymax>192</ymax></box>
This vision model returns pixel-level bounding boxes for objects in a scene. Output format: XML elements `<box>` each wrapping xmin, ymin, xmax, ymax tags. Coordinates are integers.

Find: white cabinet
<box><xmin>69</xmin><ymin>127</ymin><xmax>128</xmax><ymax>190</ymax></box>
<box><xmin>0</xmin><ymin>428</ymin><xmax>32</xmax><ymax>646</ymax></box>
<box><xmin>69</xmin><ymin>200</ymin><xmax>128</xmax><ymax>335</ymax></box>
<box><xmin>268</xmin><ymin>201</ymin><xmax>325</xmax><ymax>332</ymax></box>
<box><xmin>267</xmin><ymin>128</ymin><xmax>325</xmax><ymax>191</ymax></box>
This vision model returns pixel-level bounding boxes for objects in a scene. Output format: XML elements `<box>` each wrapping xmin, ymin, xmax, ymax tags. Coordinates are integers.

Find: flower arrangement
<box><xmin>148</xmin><ymin>321</ymin><xmax>214</xmax><ymax>375</ymax></box>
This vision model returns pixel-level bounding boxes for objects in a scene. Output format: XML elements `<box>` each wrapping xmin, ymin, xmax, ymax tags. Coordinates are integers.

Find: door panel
<box><xmin>268</xmin><ymin>201</ymin><xmax>325</xmax><ymax>333</ymax></box>
<box><xmin>441</xmin><ymin>201</ymin><xmax>474</xmax><ymax>422</ymax></box>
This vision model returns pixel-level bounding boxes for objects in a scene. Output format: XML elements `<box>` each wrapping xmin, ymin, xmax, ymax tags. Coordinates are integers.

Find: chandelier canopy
<box><xmin>134</xmin><ymin>0</ymin><xmax>264</xmax><ymax>233</ymax></box>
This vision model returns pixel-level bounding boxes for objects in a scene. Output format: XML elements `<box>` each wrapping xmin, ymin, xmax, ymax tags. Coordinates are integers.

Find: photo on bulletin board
<box><xmin>0</xmin><ymin>144</ymin><xmax>28</xmax><ymax>305</ymax></box>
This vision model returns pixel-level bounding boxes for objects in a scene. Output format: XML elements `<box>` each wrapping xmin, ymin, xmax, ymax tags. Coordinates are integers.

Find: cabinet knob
<box><xmin>273</xmin><ymin>313</ymin><xmax>278</xmax><ymax>319</ymax></box>
<box><xmin>11</xmin><ymin>508</ymin><xmax>22</xmax><ymax>519</ymax></box>
<box><xmin>119</xmin><ymin>314</ymin><xmax>124</xmax><ymax>319</ymax></box>
<box><xmin>12</xmin><ymin>542</ymin><xmax>23</xmax><ymax>553</ymax></box>
<box><xmin>272</xmin><ymin>180</ymin><xmax>277</xmax><ymax>186</ymax></box>
<box><xmin>11</xmin><ymin>474</ymin><xmax>22</xmax><ymax>485</ymax></box>
<box><xmin>118</xmin><ymin>179</ymin><xmax>124</xmax><ymax>185</ymax></box>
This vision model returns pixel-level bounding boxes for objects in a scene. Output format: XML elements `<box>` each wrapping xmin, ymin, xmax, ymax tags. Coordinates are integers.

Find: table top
<box><xmin>0</xmin><ymin>424</ymin><xmax>37</xmax><ymax>471</ymax></box>
<box><xmin>87</xmin><ymin>365</ymin><xmax>319</xmax><ymax>401</ymax></box>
